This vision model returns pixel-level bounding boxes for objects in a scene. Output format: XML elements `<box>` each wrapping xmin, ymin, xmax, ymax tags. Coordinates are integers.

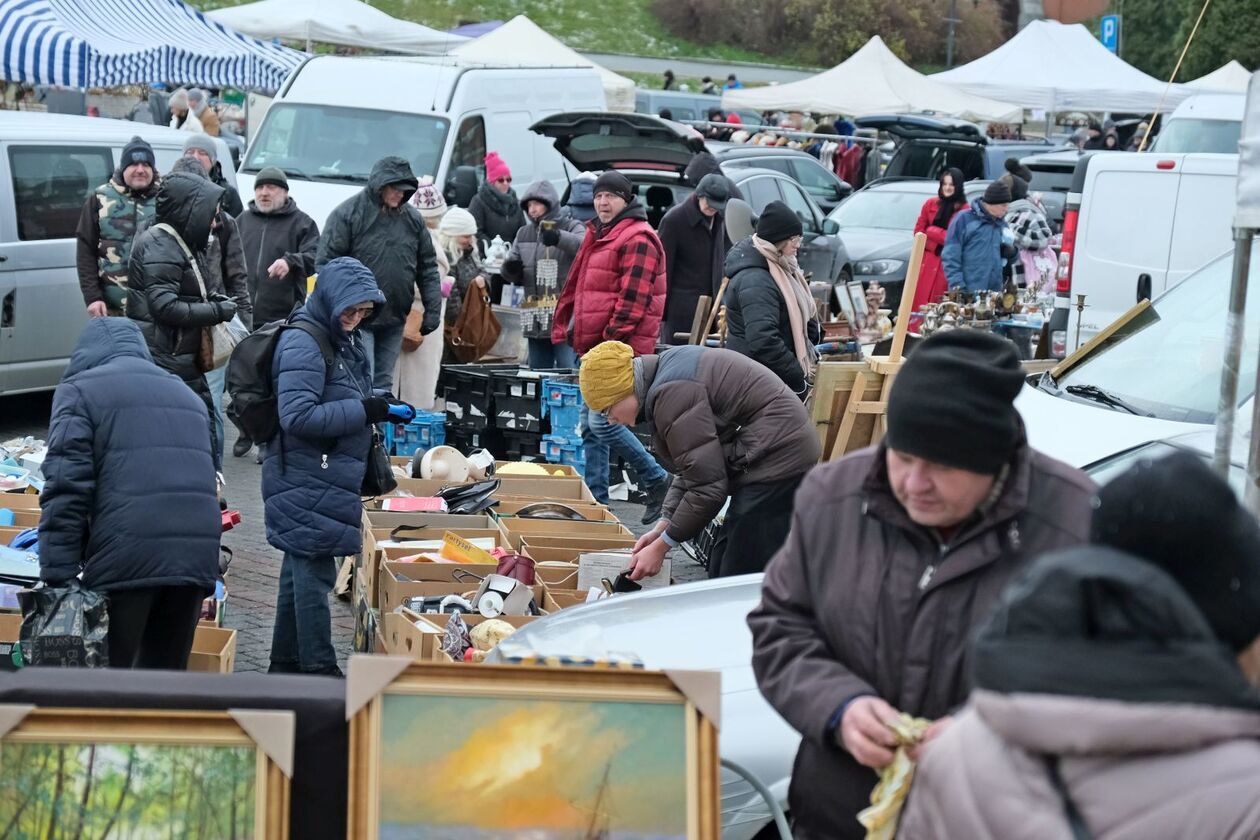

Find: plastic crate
<box><xmin>501</xmin><ymin>429</ymin><xmax>544</xmax><ymax>462</ymax></box>
<box><xmin>383</xmin><ymin>410</ymin><xmax>446</xmax><ymax>457</ymax></box>
<box><xmin>490</xmin><ymin>369</ymin><xmax>545</xmax><ymax>433</ymax></box>
<box><xmin>445</xmin><ymin>427</ymin><xmax>505</xmax><ymax>456</ymax></box>
<box><xmin>541</xmin><ymin>433</ymin><xmax>586</xmax><ymax>476</ymax></box>
<box><xmin>441</xmin><ymin>363</ymin><xmax>518</xmax><ymax>430</ymax></box>
<box><xmin>541</xmin><ymin>378</ymin><xmax>583</xmax><ymax>437</ymax></box>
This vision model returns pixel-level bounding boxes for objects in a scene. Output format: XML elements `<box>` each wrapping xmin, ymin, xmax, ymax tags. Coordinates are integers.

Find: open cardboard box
<box><xmin>495</xmin><ymin>461</ymin><xmax>578</xmax><ymax>477</ymax></box>
<box><xmin>382</xmin><ymin>609</ymin><xmax>446</xmax><ymax>662</ymax></box>
<box><xmin>521</xmin><ymin>535</ymin><xmax>639</xmax><ymax>556</ymax></box>
<box><xmin>531</xmin><ymin>561</ymin><xmax>581</xmax><ymax>588</ymax></box>
<box><xmin>377</xmin><ymin>528</ymin><xmax>511</xmax><ymax>557</ymax></box>
<box><xmin>502</xmin><ymin>518</ymin><xmax>632</xmax><ymax>551</ymax></box>
<box><xmin>543</xmin><ymin>588</ymin><xmax>593</xmax><ymax>611</ymax></box>
<box><xmin>377</xmin><ymin>561</ymin><xmax>497</xmax><ymax>613</ymax></box>
<box><xmin>491</xmin><ymin>500</ymin><xmax>618</xmax><ymax>522</ymax></box>
<box><xmin>375</xmin><ymin>476</ymin><xmax>596</xmax><ymax>504</ymax></box>
<box><xmin>380</xmin><ymin>577</ymin><xmax>547</xmax><ymax>619</ymax></box>
<box><xmin>6</xmin><ymin>510</ymin><xmax>38</xmax><ymax>528</ymax></box>
<box><xmin>0</xmin><ymin>493</ymin><xmax>41</xmax><ymax>511</ymax></box>
<box><xmin>397</xmin><ymin>609</ymin><xmax>542</xmax><ymax>663</ymax></box>
<box><xmin>0</xmin><ymin>525</ymin><xmax>27</xmax><ymax>545</ymax></box>
<box><xmin>363</xmin><ymin>509</ymin><xmax>501</xmax><ymax>531</ymax></box>
<box><xmin>187</xmin><ymin>624</ymin><xmax>237</xmax><ymax>673</ymax></box>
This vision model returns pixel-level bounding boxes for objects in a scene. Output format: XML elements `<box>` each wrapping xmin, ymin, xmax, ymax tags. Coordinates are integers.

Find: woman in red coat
<box><xmin>911</xmin><ymin>167</ymin><xmax>968</xmax><ymax>312</ymax></box>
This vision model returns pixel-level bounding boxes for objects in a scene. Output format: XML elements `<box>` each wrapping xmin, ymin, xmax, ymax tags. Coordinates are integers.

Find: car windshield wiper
<box><xmin>1064</xmin><ymin>384</ymin><xmax>1154</xmax><ymax>417</ymax></box>
<box><xmin>279</xmin><ymin>167</ymin><xmax>311</xmax><ymax>180</ymax></box>
<box><xmin>315</xmin><ymin>172</ymin><xmax>369</xmax><ymax>183</ymax></box>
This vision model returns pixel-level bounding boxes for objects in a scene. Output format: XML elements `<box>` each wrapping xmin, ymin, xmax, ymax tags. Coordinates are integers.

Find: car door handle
<box><xmin>1136</xmin><ymin>273</ymin><xmax>1151</xmax><ymax>302</ymax></box>
<box><xmin>1</xmin><ymin>289</ymin><xmax>14</xmax><ymax>327</ymax></box>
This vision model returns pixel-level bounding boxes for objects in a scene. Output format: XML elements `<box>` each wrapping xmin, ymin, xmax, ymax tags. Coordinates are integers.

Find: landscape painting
<box><xmin>377</xmin><ymin>693</ymin><xmax>689</xmax><ymax>840</ymax></box>
<box><xmin>0</xmin><ymin>741</ymin><xmax>257</xmax><ymax>839</ymax></box>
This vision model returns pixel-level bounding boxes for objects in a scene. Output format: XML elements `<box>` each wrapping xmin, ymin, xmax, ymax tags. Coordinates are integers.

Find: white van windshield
<box><xmin>1151</xmin><ymin>118</ymin><xmax>1242</xmax><ymax>154</ymax></box>
<box><xmin>244</xmin><ymin>104</ymin><xmax>450</xmax><ymax>184</ymax></box>
<box><xmin>1054</xmin><ymin>242</ymin><xmax>1258</xmax><ymax>423</ymax></box>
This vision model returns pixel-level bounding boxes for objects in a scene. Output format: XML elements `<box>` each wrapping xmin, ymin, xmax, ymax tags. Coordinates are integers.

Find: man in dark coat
<box><xmin>262</xmin><ymin>257</ymin><xmax>406</xmax><ymax>675</ymax></box>
<box><xmin>127</xmin><ymin>170</ymin><xmax>238</xmax><ymax>472</ymax></box>
<box><xmin>182</xmin><ymin>133</ymin><xmax>243</xmax><ymax>218</ymax></box>
<box><xmin>317</xmin><ymin>156</ymin><xmax>441</xmax><ymax>392</ymax></box>
<box><xmin>38</xmin><ymin>318</ymin><xmax>221</xmax><ymax>669</ymax></box>
<box><xmin>748</xmin><ymin>330</ymin><xmax>1095</xmax><ymax>839</ymax></box>
<box><xmin>659</xmin><ymin>174</ymin><xmax>732</xmax><ymax>344</ymax></box>
<box><xmin>579</xmin><ymin>341</ymin><xmax>820</xmax><ymax>579</ymax></box>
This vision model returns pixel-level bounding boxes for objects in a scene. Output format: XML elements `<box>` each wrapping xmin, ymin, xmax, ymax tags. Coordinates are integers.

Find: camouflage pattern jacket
<box><xmin>75</xmin><ymin>175</ymin><xmax>159</xmax><ymax>311</ymax></box>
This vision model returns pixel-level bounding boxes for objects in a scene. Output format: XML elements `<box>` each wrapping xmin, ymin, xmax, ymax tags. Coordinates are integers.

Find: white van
<box><xmin>1050</xmin><ymin>149</ymin><xmax>1237</xmax><ymax>354</ymax></box>
<box><xmin>237</xmin><ymin>56</ymin><xmax>607</xmax><ymax>228</ymax></box>
<box><xmin>1151</xmin><ymin>93</ymin><xmax>1245</xmax><ymax>154</ymax></box>
<box><xmin>0</xmin><ymin>113</ymin><xmax>237</xmax><ymax>396</ymax></box>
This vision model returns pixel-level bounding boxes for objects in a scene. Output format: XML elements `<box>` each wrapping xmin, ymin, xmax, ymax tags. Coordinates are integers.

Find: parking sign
<box><xmin>1100</xmin><ymin>14</ymin><xmax>1121</xmax><ymax>53</ymax></box>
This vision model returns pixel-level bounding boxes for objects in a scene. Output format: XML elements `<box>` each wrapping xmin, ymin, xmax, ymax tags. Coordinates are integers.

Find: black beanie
<box><xmin>756</xmin><ymin>200</ymin><xmax>802</xmax><ymax>243</ymax></box>
<box><xmin>593</xmin><ymin>170</ymin><xmax>635</xmax><ymax>204</ymax></box>
<box><xmin>983</xmin><ymin>179</ymin><xmax>1012</xmax><ymax>204</ymax></box>
<box><xmin>1091</xmin><ymin>450</ymin><xmax>1260</xmax><ymax>652</ymax></box>
<box><xmin>1003</xmin><ymin>156</ymin><xmax>1034</xmax><ymax>183</ymax></box>
<box><xmin>254</xmin><ymin>166</ymin><xmax>288</xmax><ymax>190</ymax></box>
<box><xmin>1009</xmin><ymin>174</ymin><xmax>1029</xmax><ymax>201</ymax></box>
<box><xmin>121</xmin><ymin>136</ymin><xmax>156</xmax><ymax>170</ymax></box>
<box><xmin>885</xmin><ymin>330</ymin><xmax>1024</xmax><ymax>474</ymax></box>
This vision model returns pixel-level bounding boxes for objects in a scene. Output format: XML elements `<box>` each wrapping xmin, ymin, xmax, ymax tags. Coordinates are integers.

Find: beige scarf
<box><xmin>752</xmin><ymin>235</ymin><xmax>818</xmax><ymax>382</ymax></box>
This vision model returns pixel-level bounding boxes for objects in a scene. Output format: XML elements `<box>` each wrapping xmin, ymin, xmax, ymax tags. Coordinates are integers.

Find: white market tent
<box><xmin>1188</xmin><ymin>60</ymin><xmax>1253</xmax><ymax>93</ymax></box>
<box><xmin>452</xmin><ymin>15</ymin><xmax>634</xmax><ymax>112</ymax></box>
<box><xmin>0</xmin><ymin>0</ymin><xmax>303</xmax><ymax>92</ymax></box>
<box><xmin>206</xmin><ymin>0</ymin><xmax>466</xmax><ymax>54</ymax></box>
<box><xmin>720</xmin><ymin>36</ymin><xmax>1022</xmax><ymax>123</ymax></box>
<box><xmin>934</xmin><ymin>19</ymin><xmax>1191</xmax><ymax>114</ymax></box>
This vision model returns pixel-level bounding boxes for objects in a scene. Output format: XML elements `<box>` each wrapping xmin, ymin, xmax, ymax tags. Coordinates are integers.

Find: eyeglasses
<box><xmin>345</xmin><ymin>306</ymin><xmax>374</xmax><ymax>318</ymax></box>
<box><xmin>788</xmin><ymin>235</ymin><xmax>804</xmax><ymax>246</ymax></box>
<box><xmin>495</xmin><ymin>177</ymin><xmax>512</xmax><ymax>184</ymax></box>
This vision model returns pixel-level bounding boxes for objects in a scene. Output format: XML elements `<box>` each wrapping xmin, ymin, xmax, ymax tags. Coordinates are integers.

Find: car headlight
<box><xmin>854</xmin><ymin>259</ymin><xmax>905</xmax><ymax>276</ymax></box>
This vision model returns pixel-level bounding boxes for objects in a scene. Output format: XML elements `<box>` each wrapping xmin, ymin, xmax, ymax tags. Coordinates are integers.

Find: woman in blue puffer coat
<box><xmin>261</xmin><ymin>256</ymin><xmax>410</xmax><ymax>675</ymax></box>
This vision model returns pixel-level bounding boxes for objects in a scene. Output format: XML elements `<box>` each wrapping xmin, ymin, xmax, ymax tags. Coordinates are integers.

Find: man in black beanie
<box><xmin>749</xmin><ymin>328</ymin><xmax>1095</xmax><ymax>840</ymax></box>
<box><xmin>941</xmin><ymin>178</ymin><xmax>1010</xmax><ymax>294</ymax></box>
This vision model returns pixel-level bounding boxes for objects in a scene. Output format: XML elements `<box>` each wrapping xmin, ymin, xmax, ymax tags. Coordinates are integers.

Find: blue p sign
<box><xmin>1100</xmin><ymin>14</ymin><xmax>1120</xmax><ymax>53</ymax></box>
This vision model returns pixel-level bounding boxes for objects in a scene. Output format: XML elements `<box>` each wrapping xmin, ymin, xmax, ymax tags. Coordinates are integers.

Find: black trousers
<box><xmin>709</xmin><ymin>473</ymin><xmax>805</xmax><ymax>578</ymax></box>
<box><xmin>107</xmin><ymin>585</ymin><xmax>206</xmax><ymax>669</ymax></box>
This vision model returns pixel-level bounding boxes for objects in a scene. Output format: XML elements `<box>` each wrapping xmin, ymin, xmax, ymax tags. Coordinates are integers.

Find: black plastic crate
<box><xmin>445</xmin><ymin>426</ymin><xmax>505</xmax><ymax>456</ymax></box>
<box><xmin>500</xmin><ymin>428</ymin><xmax>545</xmax><ymax>462</ymax></box>
<box><xmin>441</xmin><ymin>363</ymin><xmax>518</xmax><ymax>430</ymax></box>
<box><xmin>490</xmin><ymin>368</ymin><xmax>545</xmax><ymax>433</ymax></box>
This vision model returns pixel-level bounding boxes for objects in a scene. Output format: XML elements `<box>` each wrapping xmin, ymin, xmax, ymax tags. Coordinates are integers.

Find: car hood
<box><xmin>530</xmin><ymin>111</ymin><xmax>706</xmax><ymax>175</ymax></box>
<box><xmin>836</xmin><ymin>227</ymin><xmax>910</xmax><ymax>261</ymax></box>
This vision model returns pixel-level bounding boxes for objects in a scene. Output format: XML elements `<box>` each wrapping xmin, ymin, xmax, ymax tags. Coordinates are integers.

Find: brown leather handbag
<box><xmin>447</xmin><ymin>285</ymin><xmax>501</xmax><ymax>363</ymax></box>
<box><xmin>401</xmin><ymin>306</ymin><xmax>424</xmax><ymax>353</ymax></box>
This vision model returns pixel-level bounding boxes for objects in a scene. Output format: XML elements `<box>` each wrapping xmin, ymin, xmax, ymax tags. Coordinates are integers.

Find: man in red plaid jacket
<box><xmin>551</xmin><ymin>170</ymin><xmax>672</xmax><ymax>518</ymax></box>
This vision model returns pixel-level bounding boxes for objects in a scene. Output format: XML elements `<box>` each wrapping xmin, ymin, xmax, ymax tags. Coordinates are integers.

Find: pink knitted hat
<box><xmin>485</xmin><ymin>152</ymin><xmax>511</xmax><ymax>183</ymax></box>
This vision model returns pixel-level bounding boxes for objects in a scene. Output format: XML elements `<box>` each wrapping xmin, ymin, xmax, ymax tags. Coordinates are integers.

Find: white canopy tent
<box><xmin>452</xmin><ymin>15</ymin><xmax>634</xmax><ymax>112</ymax></box>
<box><xmin>205</xmin><ymin>0</ymin><xmax>466</xmax><ymax>54</ymax></box>
<box><xmin>934</xmin><ymin>20</ymin><xmax>1191</xmax><ymax>114</ymax></box>
<box><xmin>720</xmin><ymin>36</ymin><xmax>1022</xmax><ymax>122</ymax></box>
<box><xmin>1188</xmin><ymin>60</ymin><xmax>1253</xmax><ymax>93</ymax></box>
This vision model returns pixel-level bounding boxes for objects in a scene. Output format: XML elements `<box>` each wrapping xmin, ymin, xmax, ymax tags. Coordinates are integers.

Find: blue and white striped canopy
<box><xmin>0</xmin><ymin>0</ymin><xmax>306</xmax><ymax>92</ymax></box>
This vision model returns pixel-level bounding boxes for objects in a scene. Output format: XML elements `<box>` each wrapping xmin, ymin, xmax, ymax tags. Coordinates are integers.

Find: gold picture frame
<box><xmin>0</xmin><ymin>707</ymin><xmax>292</xmax><ymax>839</ymax></box>
<box><xmin>347</xmin><ymin>658</ymin><xmax>721</xmax><ymax>839</ymax></box>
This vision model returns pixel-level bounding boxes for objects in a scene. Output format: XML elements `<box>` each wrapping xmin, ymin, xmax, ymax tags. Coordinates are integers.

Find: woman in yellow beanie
<box><xmin>579</xmin><ymin>340</ymin><xmax>637</xmax><ymax>413</ymax></box>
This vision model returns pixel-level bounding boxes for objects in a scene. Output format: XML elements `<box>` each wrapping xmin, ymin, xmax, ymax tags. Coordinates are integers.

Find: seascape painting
<box><xmin>377</xmin><ymin>694</ymin><xmax>689</xmax><ymax>840</ymax></box>
<box><xmin>0</xmin><ymin>742</ymin><xmax>257</xmax><ymax>839</ymax></box>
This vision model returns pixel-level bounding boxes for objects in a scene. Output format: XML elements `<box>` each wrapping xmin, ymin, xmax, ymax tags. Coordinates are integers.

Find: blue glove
<box><xmin>386</xmin><ymin>402</ymin><xmax>416</xmax><ymax>423</ymax></box>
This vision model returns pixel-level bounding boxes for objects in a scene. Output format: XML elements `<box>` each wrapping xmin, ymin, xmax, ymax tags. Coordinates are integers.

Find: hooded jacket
<box><xmin>722</xmin><ymin>236</ymin><xmax>820</xmax><ymax>395</ymax></box>
<box><xmin>127</xmin><ymin>171</ymin><xmax>231</xmax><ymax>387</ymax></box>
<box><xmin>501</xmin><ymin>180</ymin><xmax>585</xmax><ymax>303</ymax></box>
<box><xmin>75</xmin><ymin>164</ymin><xmax>159</xmax><ymax>308</ymax></box>
<box><xmin>237</xmin><ymin>196</ymin><xmax>320</xmax><ymax>326</ymax></box>
<box><xmin>468</xmin><ymin>180</ymin><xmax>526</xmax><ymax>248</ymax></box>
<box><xmin>167</xmin><ymin>157</ymin><xmax>252</xmax><ymax>327</ymax></box>
<box><xmin>659</xmin><ymin>193</ymin><xmax>731</xmax><ymax>343</ymax></box>
<box><xmin>748</xmin><ymin>440</ymin><xmax>1094</xmax><ymax>839</ymax></box>
<box><xmin>262</xmin><ymin>258</ymin><xmax>386</xmax><ymax>558</ymax></box>
<box><xmin>941</xmin><ymin>198</ymin><xmax>1007</xmax><ymax>293</ymax></box>
<box><xmin>551</xmin><ymin>202</ymin><xmax>667</xmax><ymax>356</ymax></box>
<box><xmin>899</xmin><ymin>547</ymin><xmax>1260</xmax><ymax>840</ymax></box>
<box><xmin>643</xmin><ymin>346</ymin><xmax>820</xmax><ymax>543</ymax></box>
<box><xmin>38</xmin><ymin>318</ymin><xmax>220</xmax><ymax>592</ymax></box>
<box><xmin>316</xmin><ymin>157</ymin><xmax>441</xmax><ymax>333</ymax></box>
<box><xmin>566</xmin><ymin>178</ymin><xmax>597</xmax><ymax>222</ymax></box>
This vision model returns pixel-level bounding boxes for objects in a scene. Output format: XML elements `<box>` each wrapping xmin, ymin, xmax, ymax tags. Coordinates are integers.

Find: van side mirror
<box><xmin>444</xmin><ymin>166</ymin><xmax>478</xmax><ymax>209</ymax></box>
<box><xmin>822</xmin><ymin>218</ymin><xmax>840</xmax><ymax>236</ymax></box>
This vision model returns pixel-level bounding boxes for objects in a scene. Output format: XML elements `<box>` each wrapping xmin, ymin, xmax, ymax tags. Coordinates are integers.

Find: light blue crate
<box><xmin>384</xmin><ymin>411</ymin><xmax>446</xmax><ymax>456</ymax></box>
<box><xmin>542</xmin><ymin>433</ymin><xmax>585</xmax><ymax>477</ymax></box>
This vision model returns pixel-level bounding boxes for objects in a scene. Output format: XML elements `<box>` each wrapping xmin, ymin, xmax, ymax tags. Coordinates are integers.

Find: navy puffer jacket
<box><xmin>38</xmin><ymin>318</ymin><xmax>220</xmax><ymax>591</ymax></box>
<box><xmin>261</xmin><ymin>257</ymin><xmax>385</xmax><ymax>557</ymax></box>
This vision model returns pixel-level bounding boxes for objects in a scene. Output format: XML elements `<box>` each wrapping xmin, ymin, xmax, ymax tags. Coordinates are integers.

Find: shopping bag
<box><xmin>17</xmin><ymin>579</ymin><xmax>110</xmax><ymax>667</ymax></box>
<box><xmin>447</xmin><ymin>286</ymin><xmax>501</xmax><ymax>363</ymax></box>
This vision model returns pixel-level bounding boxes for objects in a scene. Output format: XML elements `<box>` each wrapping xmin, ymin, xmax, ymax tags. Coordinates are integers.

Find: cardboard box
<box><xmin>543</xmin><ymin>588</ymin><xmax>593</xmax><ymax>612</ymax></box>
<box><xmin>187</xmin><ymin>625</ymin><xmax>237</xmax><ymax>673</ymax></box>
<box><xmin>521</xmin><ymin>535</ymin><xmax>639</xmax><ymax>557</ymax></box>
<box><xmin>382</xmin><ymin>610</ymin><xmax>447</xmax><ymax>662</ymax></box>
<box><xmin>492</xmin><ymin>500</ymin><xmax>617</xmax><ymax>522</ymax></box>
<box><xmin>378</xmin><ymin>528</ymin><xmax>511</xmax><ymax>558</ymax></box>
<box><xmin>531</xmin><ymin>561</ymin><xmax>581</xmax><ymax>588</ymax></box>
<box><xmin>494</xmin><ymin>461</ymin><xmax>579</xmax><ymax>477</ymax></box>
<box><xmin>404</xmin><ymin>611</ymin><xmax>543</xmax><ymax>663</ymax></box>
<box><xmin>364</xmin><ymin>510</ymin><xmax>500</xmax><ymax>534</ymax></box>
<box><xmin>379</xmin><ymin>476</ymin><xmax>596</xmax><ymax>504</ymax></box>
<box><xmin>502</xmin><ymin>518</ymin><xmax>632</xmax><ymax>551</ymax></box>
<box><xmin>8</xmin><ymin>510</ymin><xmax>38</xmax><ymax>529</ymax></box>
<box><xmin>378</xmin><ymin>560</ymin><xmax>545</xmax><ymax>615</ymax></box>
<box><xmin>0</xmin><ymin>525</ymin><xmax>27</xmax><ymax>545</ymax></box>
<box><xmin>0</xmin><ymin>493</ymin><xmax>40</xmax><ymax>511</ymax></box>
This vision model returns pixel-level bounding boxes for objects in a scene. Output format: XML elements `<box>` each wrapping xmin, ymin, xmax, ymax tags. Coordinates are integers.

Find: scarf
<box><xmin>751</xmin><ymin>235</ymin><xmax>818</xmax><ymax>381</ymax></box>
<box><xmin>478</xmin><ymin>181</ymin><xmax>519</xmax><ymax>218</ymax></box>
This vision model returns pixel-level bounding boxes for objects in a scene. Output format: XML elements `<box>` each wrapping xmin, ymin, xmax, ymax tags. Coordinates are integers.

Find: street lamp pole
<box><xmin>945</xmin><ymin>0</ymin><xmax>961</xmax><ymax>69</ymax></box>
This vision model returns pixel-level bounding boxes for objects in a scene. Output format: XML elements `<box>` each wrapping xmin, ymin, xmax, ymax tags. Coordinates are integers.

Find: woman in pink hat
<box><xmin>469</xmin><ymin>151</ymin><xmax>525</xmax><ymax>251</ymax></box>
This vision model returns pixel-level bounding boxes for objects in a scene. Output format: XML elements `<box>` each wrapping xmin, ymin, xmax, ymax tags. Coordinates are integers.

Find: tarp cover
<box><xmin>720</xmin><ymin>36</ymin><xmax>1022</xmax><ymax>123</ymax></box>
<box><xmin>451</xmin><ymin>15</ymin><xmax>631</xmax><ymax>112</ymax></box>
<box><xmin>0</xmin><ymin>0</ymin><xmax>303</xmax><ymax>92</ymax></box>
<box><xmin>934</xmin><ymin>19</ymin><xmax>1192</xmax><ymax>114</ymax></box>
<box><xmin>1188</xmin><ymin>60</ymin><xmax>1253</xmax><ymax>94</ymax></box>
<box><xmin>206</xmin><ymin>0</ymin><xmax>466</xmax><ymax>55</ymax></box>
<box><xmin>1236</xmin><ymin>69</ymin><xmax>1260</xmax><ymax>229</ymax></box>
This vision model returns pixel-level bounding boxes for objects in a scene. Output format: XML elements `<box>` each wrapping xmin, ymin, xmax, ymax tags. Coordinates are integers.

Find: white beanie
<box><xmin>410</xmin><ymin>175</ymin><xmax>447</xmax><ymax>219</ymax></box>
<box><xmin>439</xmin><ymin>207</ymin><xmax>477</xmax><ymax>236</ymax></box>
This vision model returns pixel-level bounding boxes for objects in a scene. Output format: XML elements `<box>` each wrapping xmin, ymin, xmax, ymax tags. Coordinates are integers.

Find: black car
<box><xmin>856</xmin><ymin>114</ymin><xmax>1066</xmax><ymax>183</ymax></box>
<box><xmin>710</xmin><ymin>143</ymin><xmax>852</xmax><ymax>212</ymax></box>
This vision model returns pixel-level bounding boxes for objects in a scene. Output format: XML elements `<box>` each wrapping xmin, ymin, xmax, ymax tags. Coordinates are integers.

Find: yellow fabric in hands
<box><xmin>858</xmin><ymin>713</ymin><xmax>932</xmax><ymax>840</ymax></box>
<box><xmin>579</xmin><ymin>341</ymin><xmax>636</xmax><ymax>411</ymax></box>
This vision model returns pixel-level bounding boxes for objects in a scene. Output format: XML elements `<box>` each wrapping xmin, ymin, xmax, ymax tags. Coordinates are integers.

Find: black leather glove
<box><xmin>501</xmin><ymin>256</ymin><xmax>524</xmax><ymax>280</ymax></box>
<box><xmin>213</xmin><ymin>297</ymin><xmax>238</xmax><ymax>322</ymax></box>
<box><xmin>362</xmin><ymin>397</ymin><xmax>391</xmax><ymax>425</ymax></box>
<box><xmin>540</xmin><ymin>227</ymin><xmax>560</xmax><ymax>247</ymax></box>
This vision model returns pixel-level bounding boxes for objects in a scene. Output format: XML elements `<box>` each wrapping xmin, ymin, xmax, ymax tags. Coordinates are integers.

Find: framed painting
<box><xmin>0</xmin><ymin>706</ymin><xmax>293</xmax><ymax>839</ymax></box>
<box><xmin>347</xmin><ymin>657</ymin><xmax>721</xmax><ymax>839</ymax></box>
<box><xmin>846</xmin><ymin>280</ymin><xmax>869</xmax><ymax>327</ymax></box>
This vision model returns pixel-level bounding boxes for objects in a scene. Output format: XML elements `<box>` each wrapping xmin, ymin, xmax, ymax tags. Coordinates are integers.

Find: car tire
<box><xmin>835</xmin><ymin>267</ymin><xmax>852</xmax><ymax>286</ymax></box>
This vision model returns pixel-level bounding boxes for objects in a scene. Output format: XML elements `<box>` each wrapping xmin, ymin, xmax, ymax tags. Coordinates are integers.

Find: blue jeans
<box><xmin>361</xmin><ymin>322</ymin><xmax>405</xmax><ymax>393</ymax></box>
<box><xmin>269</xmin><ymin>552</ymin><xmax>338</xmax><ymax>673</ymax></box>
<box><xmin>527</xmin><ymin>338</ymin><xmax>578</xmax><ymax>371</ymax></box>
<box><xmin>581</xmin><ymin>403</ymin><xmax>667</xmax><ymax>504</ymax></box>
<box><xmin>205</xmin><ymin>365</ymin><xmax>226</xmax><ymax>466</ymax></box>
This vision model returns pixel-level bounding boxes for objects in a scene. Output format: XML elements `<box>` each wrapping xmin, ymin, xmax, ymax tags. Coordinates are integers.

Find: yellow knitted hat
<box><xmin>579</xmin><ymin>341</ymin><xmax>636</xmax><ymax>411</ymax></box>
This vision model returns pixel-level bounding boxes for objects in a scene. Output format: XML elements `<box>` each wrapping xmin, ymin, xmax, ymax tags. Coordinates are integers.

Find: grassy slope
<box><xmin>196</xmin><ymin>0</ymin><xmax>802</xmax><ymax>65</ymax></box>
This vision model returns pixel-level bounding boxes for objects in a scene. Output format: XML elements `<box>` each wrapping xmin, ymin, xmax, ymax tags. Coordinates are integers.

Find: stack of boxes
<box><xmin>540</xmin><ymin>377</ymin><xmax>585</xmax><ymax>476</ymax></box>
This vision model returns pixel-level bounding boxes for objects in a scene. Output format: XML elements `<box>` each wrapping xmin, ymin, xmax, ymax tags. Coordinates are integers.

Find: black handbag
<box><xmin>361</xmin><ymin>428</ymin><xmax>397</xmax><ymax>497</ymax></box>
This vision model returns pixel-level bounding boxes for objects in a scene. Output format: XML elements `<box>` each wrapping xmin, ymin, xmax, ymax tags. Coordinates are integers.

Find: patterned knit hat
<box><xmin>411</xmin><ymin>175</ymin><xmax>447</xmax><ymax>219</ymax></box>
<box><xmin>579</xmin><ymin>341</ymin><xmax>636</xmax><ymax>411</ymax></box>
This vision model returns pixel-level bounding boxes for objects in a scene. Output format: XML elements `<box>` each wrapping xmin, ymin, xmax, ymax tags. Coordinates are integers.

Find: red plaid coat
<box><xmin>552</xmin><ymin>205</ymin><xmax>667</xmax><ymax>357</ymax></box>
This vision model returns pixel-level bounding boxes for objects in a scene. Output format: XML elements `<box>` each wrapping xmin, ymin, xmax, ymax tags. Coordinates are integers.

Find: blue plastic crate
<box><xmin>541</xmin><ymin>379</ymin><xmax>582</xmax><ymax>436</ymax></box>
<box><xmin>384</xmin><ymin>410</ymin><xmax>446</xmax><ymax>457</ymax></box>
<box><xmin>541</xmin><ymin>433</ymin><xmax>586</xmax><ymax>477</ymax></box>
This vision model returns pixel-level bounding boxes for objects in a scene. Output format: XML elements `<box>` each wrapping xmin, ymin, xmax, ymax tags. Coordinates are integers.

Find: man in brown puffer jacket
<box><xmin>578</xmin><ymin>340</ymin><xmax>819</xmax><ymax>580</ymax></box>
<box><xmin>748</xmin><ymin>329</ymin><xmax>1095</xmax><ymax>840</ymax></box>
